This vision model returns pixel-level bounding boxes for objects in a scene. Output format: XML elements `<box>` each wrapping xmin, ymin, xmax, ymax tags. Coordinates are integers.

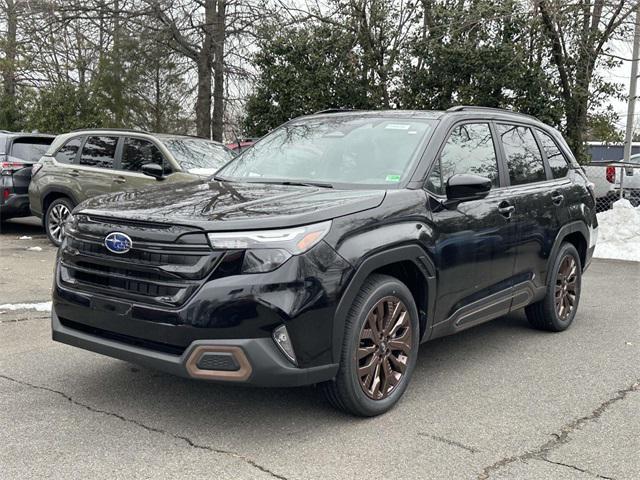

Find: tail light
<box><xmin>2</xmin><ymin>188</ymin><xmax>9</xmax><ymax>201</ymax></box>
<box><xmin>606</xmin><ymin>166</ymin><xmax>615</xmax><ymax>183</ymax></box>
<box><xmin>0</xmin><ymin>161</ymin><xmax>26</xmax><ymax>171</ymax></box>
<box><xmin>31</xmin><ymin>163</ymin><xmax>43</xmax><ymax>176</ymax></box>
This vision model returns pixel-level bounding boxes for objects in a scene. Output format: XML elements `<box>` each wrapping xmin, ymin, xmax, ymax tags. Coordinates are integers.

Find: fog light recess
<box><xmin>273</xmin><ymin>324</ymin><xmax>297</xmax><ymax>365</ymax></box>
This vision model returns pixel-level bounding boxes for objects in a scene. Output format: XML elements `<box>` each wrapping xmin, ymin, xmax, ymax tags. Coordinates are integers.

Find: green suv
<box><xmin>29</xmin><ymin>129</ymin><xmax>235</xmax><ymax>245</ymax></box>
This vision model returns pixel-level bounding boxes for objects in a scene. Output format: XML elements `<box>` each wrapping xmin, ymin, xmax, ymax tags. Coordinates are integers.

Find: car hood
<box><xmin>187</xmin><ymin>167</ymin><xmax>219</xmax><ymax>176</ymax></box>
<box><xmin>77</xmin><ymin>180</ymin><xmax>386</xmax><ymax>231</ymax></box>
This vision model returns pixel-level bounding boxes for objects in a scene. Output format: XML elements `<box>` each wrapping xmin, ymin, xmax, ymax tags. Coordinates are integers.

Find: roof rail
<box><xmin>313</xmin><ymin>108</ymin><xmax>359</xmax><ymax>115</ymax></box>
<box><xmin>70</xmin><ymin>127</ymin><xmax>153</xmax><ymax>134</ymax></box>
<box><xmin>446</xmin><ymin>105</ymin><xmax>540</xmax><ymax>122</ymax></box>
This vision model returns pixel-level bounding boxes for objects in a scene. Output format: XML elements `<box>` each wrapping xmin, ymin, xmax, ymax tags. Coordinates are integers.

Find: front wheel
<box><xmin>525</xmin><ymin>242</ymin><xmax>582</xmax><ymax>332</ymax></box>
<box><xmin>322</xmin><ymin>274</ymin><xmax>420</xmax><ymax>416</ymax></box>
<box><xmin>45</xmin><ymin>197</ymin><xmax>74</xmax><ymax>247</ymax></box>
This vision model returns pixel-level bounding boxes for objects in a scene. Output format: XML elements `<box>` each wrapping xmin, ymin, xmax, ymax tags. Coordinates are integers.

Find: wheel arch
<box><xmin>41</xmin><ymin>187</ymin><xmax>79</xmax><ymax>217</ymax></box>
<box><xmin>547</xmin><ymin>221</ymin><xmax>589</xmax><ymax>285</ymax></box>
<box><xmin>332</xmin><ymin>245</ymin><xmax>436</xmax><ymax>363</ymax></box>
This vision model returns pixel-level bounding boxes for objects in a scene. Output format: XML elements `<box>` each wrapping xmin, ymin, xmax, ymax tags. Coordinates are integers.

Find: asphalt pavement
<box><xmin>1</xmin><ymin>217</ymin><xmax>639</xmax><ymax>479</ymax></box>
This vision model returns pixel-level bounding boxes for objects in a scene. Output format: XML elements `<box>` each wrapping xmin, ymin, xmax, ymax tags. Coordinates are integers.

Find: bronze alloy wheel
<box><xmin>555</xmin><ymin>254</ymin><xmax>578</xmax><ymax>319</ymax></box>
<box><xmin>356</xmin><ymin>296</ymin><xmax>413</xmax><ymax>400</ymax></box>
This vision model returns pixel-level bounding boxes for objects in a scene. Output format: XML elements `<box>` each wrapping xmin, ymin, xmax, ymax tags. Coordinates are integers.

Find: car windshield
<box><xmin>11</xmin><ymin>138</ymin><xmax>53</xmax><ymax>162</ymax></box>
<box><xmin>217</xmin><ymin>116</ymin><xmax>436</xmax><ymax>187</ymax></box>
<box><xmin>161</xmin><ymin>138</ymin><xmax>235</xmax><ymax>172</ymax></box>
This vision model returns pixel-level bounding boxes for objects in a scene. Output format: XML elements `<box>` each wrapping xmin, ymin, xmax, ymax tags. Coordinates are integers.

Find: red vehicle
<box><xmin>226</xmin><ymin>138</ymin><xmax>258</xmax><ymax>153</ymax></box>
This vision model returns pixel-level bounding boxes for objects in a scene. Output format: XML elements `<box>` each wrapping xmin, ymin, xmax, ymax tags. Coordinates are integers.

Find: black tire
<box><xmin>322</xmin><ymin>274</ymin><xmax>420</xmax><ymax>416</ymax></box>
<box><xmin>525</xmin><ymin>242</ymin><xmax>582</xmax><ymax>332</ymax></box>
<box><xmin>45</xmin><ymin>197</ymin><xmax>74</xmax><ymax>247</ymax></box>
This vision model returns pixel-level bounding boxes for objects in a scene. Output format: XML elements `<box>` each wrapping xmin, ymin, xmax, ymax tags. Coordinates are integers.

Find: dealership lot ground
<box><xmin>1</xmin><ymin>217</ymin><xmax>639</xmax><ymax>479</ymax></box>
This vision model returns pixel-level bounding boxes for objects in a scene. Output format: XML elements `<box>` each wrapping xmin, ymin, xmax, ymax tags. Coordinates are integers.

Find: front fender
<box><xmin>331</xmin><ymin>244</ymin><xmax>436</xmax><ymax>363</ymax></box>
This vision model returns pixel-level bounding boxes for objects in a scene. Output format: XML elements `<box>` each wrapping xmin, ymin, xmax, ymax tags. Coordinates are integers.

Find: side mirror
<box><xmin>142</xmin><ymin>163</ymin><xmax>165</xmax><ymax>181</ymax></box>
<box><xmin>445</xmin><ymin>174</ymin><xmax>492</xmax><ymax>205</ymax></box>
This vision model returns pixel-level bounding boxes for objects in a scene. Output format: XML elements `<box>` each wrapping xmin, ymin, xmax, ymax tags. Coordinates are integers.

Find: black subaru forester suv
<box><xmin>53</xmin><ymin>107</ymin><xmax>597</xmax><ymax>416</ymax></box>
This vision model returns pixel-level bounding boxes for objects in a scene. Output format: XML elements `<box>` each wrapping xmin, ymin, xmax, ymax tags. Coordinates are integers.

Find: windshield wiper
<box><xmin>212</xmin><ymin>177</ymin><xmax>334</xmax><ymax>188</ymax></box>
<box><xmin>258</xmin><ymin>180</ymin><xmax>334</xmax><ymax>189</ymax></box>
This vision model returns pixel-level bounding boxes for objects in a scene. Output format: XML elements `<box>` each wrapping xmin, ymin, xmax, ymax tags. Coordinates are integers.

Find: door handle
<box><xmin>69</xmin><ymin>169</ymin><xmax>80</xmax><ymax>177</ymax></box>
<box><xmin>113</xmin><ymin>176</ymin><xmax>126</xmax><ymax>184</ymax></box>
<box><xmin>551</xmin><ymin>191</ymin><xmax>564</xmax><ymax>206</ymax></box>
<box><xmin>498</xmin><ymin>201</ymin><xmax>515</xmax><ymax>218</ymax></box>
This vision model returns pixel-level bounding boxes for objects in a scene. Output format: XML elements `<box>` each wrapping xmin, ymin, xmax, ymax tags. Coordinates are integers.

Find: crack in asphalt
<box><xmin>477</xmin><ymin>379</ymin><xmax>640</xmax><ymax>480</ymax></box>
<box><xmin>0</xmin><ymin>374</ymin><xmax>290</xmax><ymax>480</ymax></box>
<box><xmin>418</xmin><ymin>433</ymin><xmax>480</xmax><ymax>453</ymax></box>
<box><xmin>0</xmin><ymin>315</ymin><xmax>49</xmax><ymax>324</ymax></box>
<box><xmin>542</xmin><ymin>458</ymin><xmax>615</xmax><ymax>479</ymax></box>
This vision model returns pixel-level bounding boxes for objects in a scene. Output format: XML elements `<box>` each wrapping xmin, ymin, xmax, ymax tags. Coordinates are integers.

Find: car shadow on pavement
<box><xmin>0</xmin><ymin>217</ymin><xmax>44</xmax><ymax>236</ymax></box>
<box><xmin>62</xmin><ymin>310</ymin><xmax>539</xmax><ymax>438</ymax></box>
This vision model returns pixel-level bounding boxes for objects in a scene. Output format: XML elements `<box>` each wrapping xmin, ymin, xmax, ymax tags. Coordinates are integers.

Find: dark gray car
<box><xmin>0</xmin><ymin>132</ymin><xmax>55</xmax><ymax>222</ymax></box>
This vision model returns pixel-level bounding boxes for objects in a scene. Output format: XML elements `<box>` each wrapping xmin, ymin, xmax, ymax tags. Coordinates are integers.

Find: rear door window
<box><xmin>497</xmin><ymin>124</ymin><xmax>546</xmax><ymax>185</ymax></box>
<box><xmin>79</xmin><ymin>136</ymin><xmax>118</xmax><ymax>169</ymax></box>
<box><xmin>536</xmin><ymin>130</ymin><xmax>569</xmax><ymax>178</ymax></box>
<box><xmin>120</xmin><ymin>138</ymin><xmax>166</xmax><ymax>172</ymax></box>
<box><xmin>55</xmin><ymin>138</ymin><xmax>82</xmax><ymax>164</ymax></box>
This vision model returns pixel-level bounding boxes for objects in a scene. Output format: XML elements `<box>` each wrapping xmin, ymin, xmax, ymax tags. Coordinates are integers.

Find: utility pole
<box><xmin>622</xmin><ymin>1</ymin><xmax>640</xmax><ymax>199</ymax></box>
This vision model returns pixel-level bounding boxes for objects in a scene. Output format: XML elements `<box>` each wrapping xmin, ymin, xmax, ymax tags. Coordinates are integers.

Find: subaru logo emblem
<box><xmin>104</xmin><ymin>232</ymin><xmax>132</xmax><ymax>254</ymax></box>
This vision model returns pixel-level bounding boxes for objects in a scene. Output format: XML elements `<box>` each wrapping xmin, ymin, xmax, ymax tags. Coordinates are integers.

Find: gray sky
<box><xmin>605</xmin><ymin>39</ymin><xmax>636</xmax><ymax>132</ymax></box>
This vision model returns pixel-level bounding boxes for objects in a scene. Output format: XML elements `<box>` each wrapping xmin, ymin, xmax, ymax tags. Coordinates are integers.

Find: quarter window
<box><xmin>537</xmin><ymin>130</ymin><xmax>569</xmax><ymax>178</ymax></box>
<box><xmin>55</xmin><ymin>138</ymin><xmax>82</xmax><ymax>164</ymax></box>
<box><xmin>121</xmin><ymin>138</ymin><xmax>166</xmax><ymax>172</ymax></box>
<box><xmin>79</xmin><ymin>136</ymin><xmax>118</xmax><ymax>169</ymax></box>
<box><xmin>497</xmin><ymin>124</ymin><xmax>546</xmax><ymax>185</ymax></box>
<box><xmin>427</xmin><ymin>123</ymin><xmax>499</xmax><ymax>195</ymax></box>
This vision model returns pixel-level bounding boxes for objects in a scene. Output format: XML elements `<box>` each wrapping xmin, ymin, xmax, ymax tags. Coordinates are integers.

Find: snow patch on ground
<box><xmin>594</xmin><ymin>199</ymin><xmax>640</xmax><ymax>262</ymax></box>
<box><xmin>0</xmin><ymin>302</ymin><xmax>52</xmax><ymax>312</ymax></box>
<box><xmin>26</xmin><ymin>246</ymin><xmax>42</xmax><ymax>252</ymax></box>
<box><xmin>19</xmin><ymin>236</ymin><xmax>32</xmax><ymax>240</ymax></box>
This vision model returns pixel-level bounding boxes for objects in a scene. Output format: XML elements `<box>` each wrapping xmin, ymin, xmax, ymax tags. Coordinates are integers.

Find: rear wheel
<box><xmin>525</xmin><ymin>242</ymin><xmax>581</xmax><ymax>332</ymax></box>
<box><xmin>45</xmin><ymin>197</ymin><xmax>74</xmax><ymax>247</ymax></box>
<box><xmin>322</xmin><ymin>274</ymin><xmax>420</xmax><ymax>416</ymax></box>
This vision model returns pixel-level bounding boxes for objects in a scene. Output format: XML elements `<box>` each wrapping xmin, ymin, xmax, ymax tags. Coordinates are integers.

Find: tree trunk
<box><xmin>211</xmin><ymin>0</ymin><xmax>226</xmax><ymax>142</ymax></box>
<box><xmin>195</xmin><ymin>0</ymin><xmax>216</xmax><ymax>138</ymax></box>
<box><xmin>154</xmin><ymin>61</ymin><xmax>162</xmax><ymax>132</ymax></box>
<box><xmin>111</xmin><ymin>0</ymin><xmax>124</xmax><ymax>126</ymax></box>
<box><xmin>2</xmin><ymin>0</ymin><xmax>18</xmax><ymax>129</ymax></box>
<box><xmin>565</xmin><ymin>89</ymin><xmax>590</xmax><ymax>162</ymax></box>
<box><xmin>195</xmin><ymin>55</ymin><xmax>212</xmax><ymax>138</ymax></box>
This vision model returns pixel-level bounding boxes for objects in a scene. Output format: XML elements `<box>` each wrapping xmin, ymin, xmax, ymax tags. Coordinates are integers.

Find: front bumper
<box><xmin>52</xmin><ymin>308</ymin><xmax>338</xmax><ymax>387</ymax></box>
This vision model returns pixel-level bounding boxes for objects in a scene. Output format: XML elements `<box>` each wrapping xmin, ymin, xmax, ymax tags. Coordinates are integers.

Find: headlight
<box><xmin>207</xmin><ymin>221</ymin><xmax>331</xmax><ymax>273</ymax></box>
<box><xmin>63</xmin><ymin>213</ymin><xmax>77</xmax><ymax>234</ymax></box>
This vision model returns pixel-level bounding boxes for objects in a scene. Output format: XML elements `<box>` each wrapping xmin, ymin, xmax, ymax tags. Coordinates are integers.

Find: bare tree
<box><xmin>535</xmin><ymin>0</ymin><xmax>638</xmax><ymax>160</ymax></box>
<box><xmin>1</xmin><ymin>0</ymin><xmax>19</xmax><ymax>126</ymax></box>
<box><xmin>146</xmin><ymin>0</ymin><xmax>226</xmax><ymax>140</ymax></box>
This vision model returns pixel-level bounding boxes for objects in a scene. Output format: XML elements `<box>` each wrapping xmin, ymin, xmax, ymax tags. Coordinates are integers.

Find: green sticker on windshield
<box><xmin>385</xmin><ymin>174</ymin><xmax>401</xmax><ymax>182</ymax></box>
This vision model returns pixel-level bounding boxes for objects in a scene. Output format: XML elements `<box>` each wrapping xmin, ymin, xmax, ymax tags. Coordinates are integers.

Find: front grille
<box><xmin>196</xmin><ymin>352</ymin><xmax>240</xmax><ymax>371</ymax></box>
<box><xmin>59</xmin><ymin>228</ymin><xmax>228</xmax><ymax>307</ymax></box>
<box><xmin>59</xmin><ymin>317</ymin><xmax>186</xmax><ymax>355</ymax></box>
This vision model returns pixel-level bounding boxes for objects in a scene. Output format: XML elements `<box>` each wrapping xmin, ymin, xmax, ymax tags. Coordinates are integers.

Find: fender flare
<box><xmin>331</xmin><ymin>244</ymin><xmax>437</xmax><ymax>363</ymax></box>
<box><xmin>546</xmin><ymin>220</ymin><xmax>590</xmax><ymax>285</ymax></box>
